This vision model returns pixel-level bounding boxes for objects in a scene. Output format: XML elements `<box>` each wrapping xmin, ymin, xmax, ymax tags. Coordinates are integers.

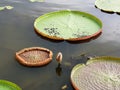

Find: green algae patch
<box><xmin>71</xmin><ymin>56</ymin><xmax>120</xmax><ymax>90</ymax></box>
<box><xmin>95</xmin><ymin>0</ymin><xmax>120</xmax><ymax>13</ymax></box>
<box><xmin>0</xmin><ymin>80</ymin><xmax>22</xmax><ymax>90</ymax></box>
<box><xmin>34</xmin><ymin>10</ymin><xmax>102</xmax><ymax>41</ymax></box>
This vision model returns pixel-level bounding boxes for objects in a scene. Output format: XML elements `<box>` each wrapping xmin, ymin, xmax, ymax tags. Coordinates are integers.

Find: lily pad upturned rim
<box><xmin>16</xmin><ymin>47</ymin><xmax>53</xmax><ymax>67</ymax></box>
<box><xmin>0</xmin><ymin>80</ymin><xmax>21</xmax><ymax>90</ymax></box>
<box><xmin>70</xmin><ymin>56</ymin><xmax>120</xmax><ymax>90</ymax></box>
<box><xmin>34</xmin><ymin>10</ymin><xmax>102</xmax><ymax>41</ymax></box>
<box><xmin>95</xmin><ymin>0</ymin><xmax>120</xmax><ymax>13</ymax></box>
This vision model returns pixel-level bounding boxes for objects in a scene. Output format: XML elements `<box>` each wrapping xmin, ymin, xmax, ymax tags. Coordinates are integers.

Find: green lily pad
<box><xmin>0</xmin><ymin>80</ymin><xmax>22</xmax><ymax>90</ymax></box>
<box><xmin>0</xmin><ymin>6</ymin><xmax>13</xmax><ymax>11</ymax></box>
<box><xmin>95</xmin><ymin>0</ymin><xmax>120</xmax><ymax>13</ymax></box>
<box><xmin>0</xmin><ymin>7</ymin><xmax>5</xmax><ymax>11</ymax></box>
<box><xmin>29</xmin><ymin>0</ymin><xmax>45</xmax><ymax>2</ymax></box>
<box><xmin>71</xmin><ymin>56</ymin><xmax>120</xmax><ymax>90</ymax></box>
<box><xmin>5</xmin><ymin>6</ymin><xmax>14</xmax><ymax>10</ymax></box>
<box><xmin>34</xmin><ymin>10</ymin><xmax>102</xmax><ymax>41</ymax></box>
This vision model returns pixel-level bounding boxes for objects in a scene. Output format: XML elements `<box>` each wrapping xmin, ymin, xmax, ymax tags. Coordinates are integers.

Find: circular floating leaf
<box><xmin>5</xmin><ymin>6</ymin><xmax>14</xmax><ymax>10</ymax></box>
<box><xmin>0</xmin><ymin>6</ymin><xmax>13</xmax><ymax>11</ymax></box>
<box><xmin>71</xmin><ymin>56</ymin><xmax>120</xmax><ymax>90</ymax></box>
<box><xmin>16</xmin><ymin>47</ymin><xmax>53</xmax><ymax>67</ymax></box>
<box><xmin>0</xmin><ymin>7</ymin><xmax>5</xmax><ymax>11</ymax></box>
<box><xmin>95</xmin><ymin>0</ymin><xmax>120</xmax><ymax>13</ymax></box>
<box><xmin>0</xmin><ymin>80</ymin><xmax>21</xmax><ymax>90</ymax></box>
<box><xmin>34</xmin><ymin>10</ymin><xmax>102</xmax><ymax>41</ymax></box>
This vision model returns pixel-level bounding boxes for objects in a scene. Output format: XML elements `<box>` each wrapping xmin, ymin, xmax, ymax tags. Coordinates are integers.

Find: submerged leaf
<box><xmin>29</xmin><ymin>0</ymin><xmax>45</xmax><ymax>2</ymax></box>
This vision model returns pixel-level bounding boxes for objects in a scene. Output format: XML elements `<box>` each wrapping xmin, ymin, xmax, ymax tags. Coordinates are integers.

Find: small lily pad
<box><xmin>5</xmin><ymin>6</ymin><xmax>14</xmax><ymax>10</ymax></box>
<box><xmin>0</xmin><ymin>6</ymin><xmax>13</xmax><ymax>11</ymax></box>
<box><xmin>29</xmin><ymin>0</ymin><xmax>45</xmax><ymax>2</ymax></box>
<box><xmin>95</xmin><ymin>0</ymin><xmax>120</xmax><ymax>13</ymax></box>
<box><xmin>0</xmin><ymin>7</ymin><xmax>5</xmax><ymax>11</ymax></box>
<box><xmin>0</xmin><ymin>80</ymin><xmax>21</xmax><ymax>90</ymax></box>
<box><xmin>71</xmin><ymin>56</ymin><xmax>120</xmax><ymax>90</ymax></box>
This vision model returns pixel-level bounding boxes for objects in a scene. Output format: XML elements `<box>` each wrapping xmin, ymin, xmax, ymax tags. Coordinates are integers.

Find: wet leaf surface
<box><xmin>71</xmin><ymin>56</ymin><xmax>120</xmax><ymax>90</ymax></box>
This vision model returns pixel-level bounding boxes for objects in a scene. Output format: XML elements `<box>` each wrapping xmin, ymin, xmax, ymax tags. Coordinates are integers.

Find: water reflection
<box><xmin>56</xmin><ymin>63</ymin><xmax>62</xmax><ymax>76</ymax></box>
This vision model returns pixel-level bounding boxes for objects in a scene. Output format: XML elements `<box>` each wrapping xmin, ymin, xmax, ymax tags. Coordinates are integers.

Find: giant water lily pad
<box><xmin>71</xmin><ymin>56</ymin><xmax>120</xmax><ymax>90</ymax></box>
<box><xmin>34</xmin><ymin>10</ymin><xmax>102</xmax><ymax>41</ymax></box>
<box><xmin>95</xmin><ymin>0</ymin><xmax>120</xmax><ymax>13</ymax></box>
<box><xmin>0</xmin><ymin>80</ymin><xmax>21</xmax><ymax>90</ymax></box>
<box><xmin>16</xmin><ymin>47</ymin><xmax>53</xmax><ymax>67</ymax></box>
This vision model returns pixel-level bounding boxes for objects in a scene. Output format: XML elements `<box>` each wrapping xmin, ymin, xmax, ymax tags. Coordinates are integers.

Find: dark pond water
<box><xmin>0</xmin><ymin>0</ymin><xmax>120</xmax><ymax>90</ymax></box>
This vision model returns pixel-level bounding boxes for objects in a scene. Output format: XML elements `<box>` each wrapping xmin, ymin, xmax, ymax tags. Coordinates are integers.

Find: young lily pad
<box><xmin>95</xmin><ymin>0</ymin><xmax>120</xmax><ymax>13</ymax></box>
<box><xmin>0</xmin><ymin>6</ymin><xmax>13</xmax><ymax>11</ymax></box>
<box><xmin>5</xmin><ymin>6</ymin><xmax>14</xmax><ymax>10</ymax></box>
<box><xmin>0</xmin><ymin>80</ymin><xmax>21</xmax><ymax>90</ymax></box>
<box><xmin>34</xmin><ymin>10</ymin><xmax>102</xmax><ymax>41</ymax></box>
<box><xmin>71</xmin><ymin>56</ymin><xmax>120</xmax><ymax>90</ymax></box>
<box><xmin>29</xmin><ymin>0</ymin><xmax>45</xmax><ymax>2</ymax></box>
<box><xmin>0</xmin><ymin>7</ymin><xmax>5</xmax><ymax>11</ymax></box>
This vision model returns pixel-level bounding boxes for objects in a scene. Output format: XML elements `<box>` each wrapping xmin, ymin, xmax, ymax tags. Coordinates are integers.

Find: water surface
<box><xmin>0</xmin><ymin>0</ymin><xmax>120</xmax><ymax>90</ymax></box>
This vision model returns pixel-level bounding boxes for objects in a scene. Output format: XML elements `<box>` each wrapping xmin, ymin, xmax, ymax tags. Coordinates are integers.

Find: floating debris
<box><xmin>71</xmin><ymin>52</ymin><xmax>87</xmax><ymax>59</ymax></box>
<box><xmin>64</xmin><ymin>62</ymin><xmax>71</xmax><ymax>67</ymax></box>
<box><xmin>72</xmin><ymin>31</ymin><xmax>90</xmax><ymax>38</ymax></box>
<box><xmin>44</xmin><ymin>27</ymin><xmax>60</xmax><ymax>36</ymax></box>
<box><xmin>29</xmin><ymin>0</ymin><xmax>45</xmax><ymax>2</ymax></box>
<box><xmin>61</xmin><ymin>84</ymin><xmax>68</xmax><ymax>90</ymax></box>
